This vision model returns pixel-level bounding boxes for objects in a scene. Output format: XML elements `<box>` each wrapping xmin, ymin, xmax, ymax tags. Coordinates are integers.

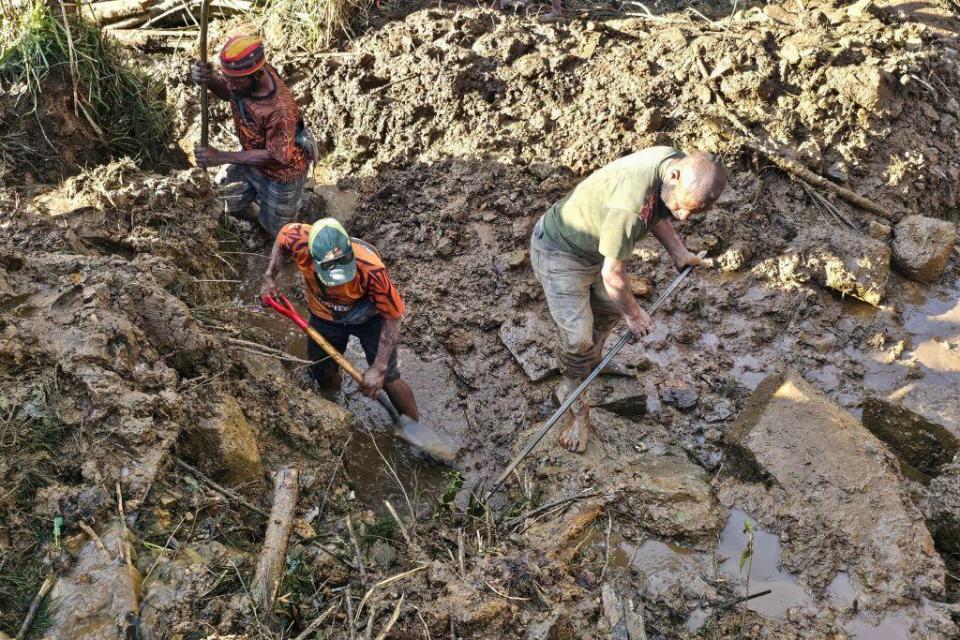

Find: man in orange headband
<box><xmin>189</xmin><ymin>35</ymin><xmax>315</xmax><ymax>236</ymax></box>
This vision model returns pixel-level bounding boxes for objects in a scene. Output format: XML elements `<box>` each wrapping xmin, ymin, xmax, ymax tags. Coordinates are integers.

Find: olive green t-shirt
<box><xmin>542</xmin><ymin>146</ymin><xmax>684</xmax><ymax>263</ymax></box>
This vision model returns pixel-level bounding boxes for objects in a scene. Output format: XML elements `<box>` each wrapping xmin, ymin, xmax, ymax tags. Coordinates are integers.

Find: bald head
<box><xmin>661</xmin><ymin>152</ymin><xmax>728</xmax><ymax>220</ymax></box>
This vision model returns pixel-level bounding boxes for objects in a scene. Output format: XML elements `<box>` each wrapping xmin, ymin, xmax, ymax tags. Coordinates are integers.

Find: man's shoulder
<box><xmin>352</xmin><ymin>239</ymin><xmax>386</xmax><ymax>270</ymax></box>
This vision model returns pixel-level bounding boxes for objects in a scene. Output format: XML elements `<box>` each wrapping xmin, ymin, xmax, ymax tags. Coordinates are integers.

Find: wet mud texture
<box><xmin>2</xmin><ymin>0</ymin><xmax>960</xmax><ymax>638</ymax></box>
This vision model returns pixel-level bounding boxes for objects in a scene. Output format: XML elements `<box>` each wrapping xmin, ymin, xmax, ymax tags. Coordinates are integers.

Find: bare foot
<box><xmin>558</xmin><ymin>412</ymin><xmax>590</xmax><ymax>453</ymax></box>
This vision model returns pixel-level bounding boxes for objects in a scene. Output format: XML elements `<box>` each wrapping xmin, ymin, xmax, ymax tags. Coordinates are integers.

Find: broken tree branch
<box><xmin>692</xmin><ymin>49</ymin><xmax>891</xmax><ymax>220</ymax></box>
<box><xmin>292</xmin><ymin>597</ymin><xmax>341</xmax><ymax>640</ymax></box>
<box><xmin>15</xmin><ymin>574</ymin><xmax>56</xmax><ymax>640</ymax></box>
<box><xmin>346</xmin><ymin>515</ymin><xmax>367</xmax><ymax>582</ymax></box>
<box><xmin>742</xmin><ymin>138</ymin><xmax>892</xmax><ymax>220</ymax></box>
<box><xmin>252</xmin><ymin>466</ymin><xmax>300</xmax><ymax>614</ymax></box>
<box><xmin>174</xmin><ymin>457</ymin><xmax>271</xmax><ymax>518</ymax></box>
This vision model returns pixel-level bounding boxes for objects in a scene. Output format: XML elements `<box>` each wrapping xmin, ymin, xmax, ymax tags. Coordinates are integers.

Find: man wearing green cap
<box><xmin>531</xmin><ymin>147</ymin><xmax>727</xmax><ymax>453</ymax></box>
<box><xmin>261</xmin><ymin>218</ymin><xmax>418</xmax><ymax>418</ymax></box>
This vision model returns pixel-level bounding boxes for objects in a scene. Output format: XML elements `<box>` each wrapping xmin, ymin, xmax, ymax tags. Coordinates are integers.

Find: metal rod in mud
<box><xmin>485</xmin><ymin>253</ymin><xmax>706</xmax><ymax>500</ymax></box>
<box><xmin>709</xmin><ymin>589</ymin><xmax>772</xmax><ymax>610</ymax></box>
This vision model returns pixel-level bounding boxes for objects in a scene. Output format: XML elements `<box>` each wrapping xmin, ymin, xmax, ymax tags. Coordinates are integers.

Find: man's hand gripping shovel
<box><xmin>262</xmin><ymin>294</ymin><xmax>459</xmax><ymax>465</ymax></box>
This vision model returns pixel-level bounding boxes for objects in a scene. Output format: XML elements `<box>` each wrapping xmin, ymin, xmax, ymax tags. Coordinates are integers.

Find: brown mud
<box><xmin>2</xmin><ymin>0</ymin><xmax>960</xmax><ymax>638</ymax></box>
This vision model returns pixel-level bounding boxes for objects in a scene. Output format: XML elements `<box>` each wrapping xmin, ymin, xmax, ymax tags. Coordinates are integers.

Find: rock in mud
<box><xmin>499</xmin><ymin>311</ymin><xmax>558</xmax><ymax>382</ymax></box>
<box><xmin>826</xmin><ymin>64</ymin><xmax>902</xmax><ymax>116</ymax></box>
<box><xmin>45</xmin><ymin>525</ymin><xmax>142</xmax><ymax>640</ymax></box>
<box><xmin>862</xmin><ymin>384</ymin><xmax>960</xmax><ymax>477</ymax></box>
<box><xmin>526</xmin><ymin>500</ymin><xmax>602</xmax><ymax>564</ymax></box>
<box><xmin>890</xmin><ymin>215</ymin><xmax>957</xmax><ymax>283</ymax></box>
<box><xmin>180</xmin><ymin>393</ymin><xmax>264</xmax><ymax>489</ymax></box>
<box><xmin>752</xmin><ymin>224</ymin><xmax>890</xmax><ymax>305</ymax></box>
<box><xmin>591</xmin><ymin>376</ymin><xmax>646</xmax><ymax>419</ymax></box>
<box><xmin>923</xmin><ymin>462</ymin><xmax>960</xmax><ymax>556</ymax></box>
<box><xmin>613</xmin><ymin>453</ymin><xmax>725</xmax><ymax>541</ymax></box>
<box><xmin>727</xmin><ymin>371</ymin><xmax>944</xmax><ymax>607</ymax></box>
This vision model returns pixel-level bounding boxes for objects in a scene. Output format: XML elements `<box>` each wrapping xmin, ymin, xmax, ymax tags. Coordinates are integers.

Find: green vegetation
<box><xmin>0</xmin><ymin>1</ymin><xmax>171</xmax><ymax>166</ymax></box>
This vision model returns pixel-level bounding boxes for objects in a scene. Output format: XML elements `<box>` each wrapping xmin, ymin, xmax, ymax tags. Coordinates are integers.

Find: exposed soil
<box><xmin>1</xmin><ymin>1</ymin><xmax>959</xmax><ymax>639</ymax></box>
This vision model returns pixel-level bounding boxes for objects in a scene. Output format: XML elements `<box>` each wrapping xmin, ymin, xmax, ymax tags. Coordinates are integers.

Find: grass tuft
<box><xmin>260</xmin><ymin>0</ymin><xmax>374</xmax><ymax>54</ymax></box>
<box><xmin>0</xmin><ymin>1</ymin><xmax>171</xmax><ymax>168</ymax></box>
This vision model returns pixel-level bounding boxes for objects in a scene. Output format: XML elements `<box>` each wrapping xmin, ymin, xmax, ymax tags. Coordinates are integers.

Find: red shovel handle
<box><xmin>262</xmin><ymin>294</ymin><xmax>309</xmax><ymax>331</ymax></box>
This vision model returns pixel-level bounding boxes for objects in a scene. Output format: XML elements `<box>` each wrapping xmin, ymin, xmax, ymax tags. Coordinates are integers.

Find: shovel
<box><xmin>262</xmin><ymin>294</ymin><xmax>459</xmax><ymax>464</ymax></box>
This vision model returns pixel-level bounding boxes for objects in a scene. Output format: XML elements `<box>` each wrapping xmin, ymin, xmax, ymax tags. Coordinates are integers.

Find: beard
<box><xmin>230</xmin><ymin>83</ymin><xmax>256</xmax><ymax>99</ymax></box>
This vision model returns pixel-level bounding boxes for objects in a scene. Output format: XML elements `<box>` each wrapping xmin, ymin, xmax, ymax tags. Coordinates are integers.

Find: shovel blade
<box><xmin>393</xmin><ymin>415</ymin><xmax>458</xmax><ymax>464</ymax></box>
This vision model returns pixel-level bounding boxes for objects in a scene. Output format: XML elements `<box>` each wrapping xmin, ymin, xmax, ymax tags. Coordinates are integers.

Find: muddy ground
<box><xmin>1</xmin><ymin>0</ymin><xmax>959</xmax><ymax>638</ymax></box>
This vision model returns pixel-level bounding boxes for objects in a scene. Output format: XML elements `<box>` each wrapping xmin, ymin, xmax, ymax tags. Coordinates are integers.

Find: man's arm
<box><xmin>601</xmin><ymin>257</ymin><xmax>652</xmax><ymax>337</ymax></box>
<box><xmin>260</xmin><ymin>234</ymin><xmax>290</xmax><ymax>299</ymax></box>
<box><xmin>196</xmin><ymin>148</ymin><xmax>275</xmax><ymax>169</ymax></box>
<box><xmin>650</xmin><ymin>217</ymin><xmax>702</xmax><ymax>270</ymax></box>
<box><xmin>360</xmin><ymin>316</ymin><xmax>400</xmax><ymax>397</ymax></box>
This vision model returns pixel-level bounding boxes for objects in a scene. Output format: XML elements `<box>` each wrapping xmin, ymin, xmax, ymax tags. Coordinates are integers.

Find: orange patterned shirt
<box><xmin>230</xmin><ymin>66</ymin><xmax>309</xmax><ymax>183</ymax></box>
<box><xmin>277</xmin><ymin>223</ymin><xmax>406</xmax><ymax>322</ymax></box>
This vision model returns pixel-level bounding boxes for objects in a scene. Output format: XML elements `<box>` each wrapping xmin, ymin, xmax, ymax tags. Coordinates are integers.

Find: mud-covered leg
<box><xmin>384</xmin><ymin>377</ymin><xmax>419</xmax><ymax>422</ymax></box>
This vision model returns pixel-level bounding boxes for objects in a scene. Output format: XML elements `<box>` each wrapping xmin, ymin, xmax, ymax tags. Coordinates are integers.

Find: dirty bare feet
<box><xmin>558</xmin><ymin>409</ymin><xmax>590</xmax><ymax>453</ymax></box>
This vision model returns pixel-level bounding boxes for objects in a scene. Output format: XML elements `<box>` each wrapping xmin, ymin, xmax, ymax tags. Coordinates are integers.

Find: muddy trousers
<box><xmin>307</xmin><ymin>313</ymin><xmax>401</xmax><ymax>387</ymax></box>
<box><xmin>529</xmin><ymin>217</ymin><xmax>621</xmax><ymax>382</ymax></box>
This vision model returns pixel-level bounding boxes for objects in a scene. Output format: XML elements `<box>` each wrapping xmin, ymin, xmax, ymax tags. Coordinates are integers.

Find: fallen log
<box><xmin>103</xmin><ymin>27</ymin><xmax>196</xmax><ymax>51</ymax></box>
<box><xmin>82</xmin><ymin>0</ymin><xmax>154</xmax><ymax>25</ymax></box>
<box><xmin>252</xmin><ymin>466</ymin><xmax>300</xmax><ymax>614</ymax></box>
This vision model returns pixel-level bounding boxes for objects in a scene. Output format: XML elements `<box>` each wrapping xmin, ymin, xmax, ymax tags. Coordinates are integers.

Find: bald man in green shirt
<box><xmin>531</xmin><ymin>146</ymin><xmax>727</xmax><ymax>452</ymax></box>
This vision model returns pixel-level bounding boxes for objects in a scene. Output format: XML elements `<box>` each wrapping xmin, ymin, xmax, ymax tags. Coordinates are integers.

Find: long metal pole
<box><xmin>485</xmin><ymin>255</ymin><xmax>704</xmax><ymax>500</ymax></box>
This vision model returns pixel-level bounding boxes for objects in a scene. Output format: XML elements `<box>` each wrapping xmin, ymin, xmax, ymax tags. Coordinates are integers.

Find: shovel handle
<box><xmin>262</xmin><ymin>294</ymin><xmax>365</xmax><ymax>383</ymax></box>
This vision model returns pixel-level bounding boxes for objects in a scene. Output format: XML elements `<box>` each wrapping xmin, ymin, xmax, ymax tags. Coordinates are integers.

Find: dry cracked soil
<box><xmin>1</xmin><ymin>1</ymin><xmax>960</xmax><ymax>639</ymax></box>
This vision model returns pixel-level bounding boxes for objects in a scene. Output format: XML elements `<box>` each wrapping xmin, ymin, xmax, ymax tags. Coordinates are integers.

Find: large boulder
<box><xmin>727</xmin><ymin>371</ymin><xmax>944</xmax><ymax>608</ymax></box>
<box><xmin>890</xmin><ymin>215</ymin><xmax>957</xmax><ymax>283</ymax></box>
<box><xmin>752</xmin><ymin>224</ymin><xmax>890</xmax><ymax>305</ymax></box>
<box><xmin>180</xmin><ymin>393</ymin><xmax>263</xmax><ymax>489</ymax></box>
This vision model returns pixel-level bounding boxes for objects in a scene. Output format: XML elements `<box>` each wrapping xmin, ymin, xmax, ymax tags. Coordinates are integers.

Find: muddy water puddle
<box><xmin>581</xmin><ymin>508</ymin><xmax>914</xmax><ymax>637</ymax></box>
<box><xmin>715</xmin><ymin>509</ymin><xmax>814</xmax><ymax>620</ymax></box>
